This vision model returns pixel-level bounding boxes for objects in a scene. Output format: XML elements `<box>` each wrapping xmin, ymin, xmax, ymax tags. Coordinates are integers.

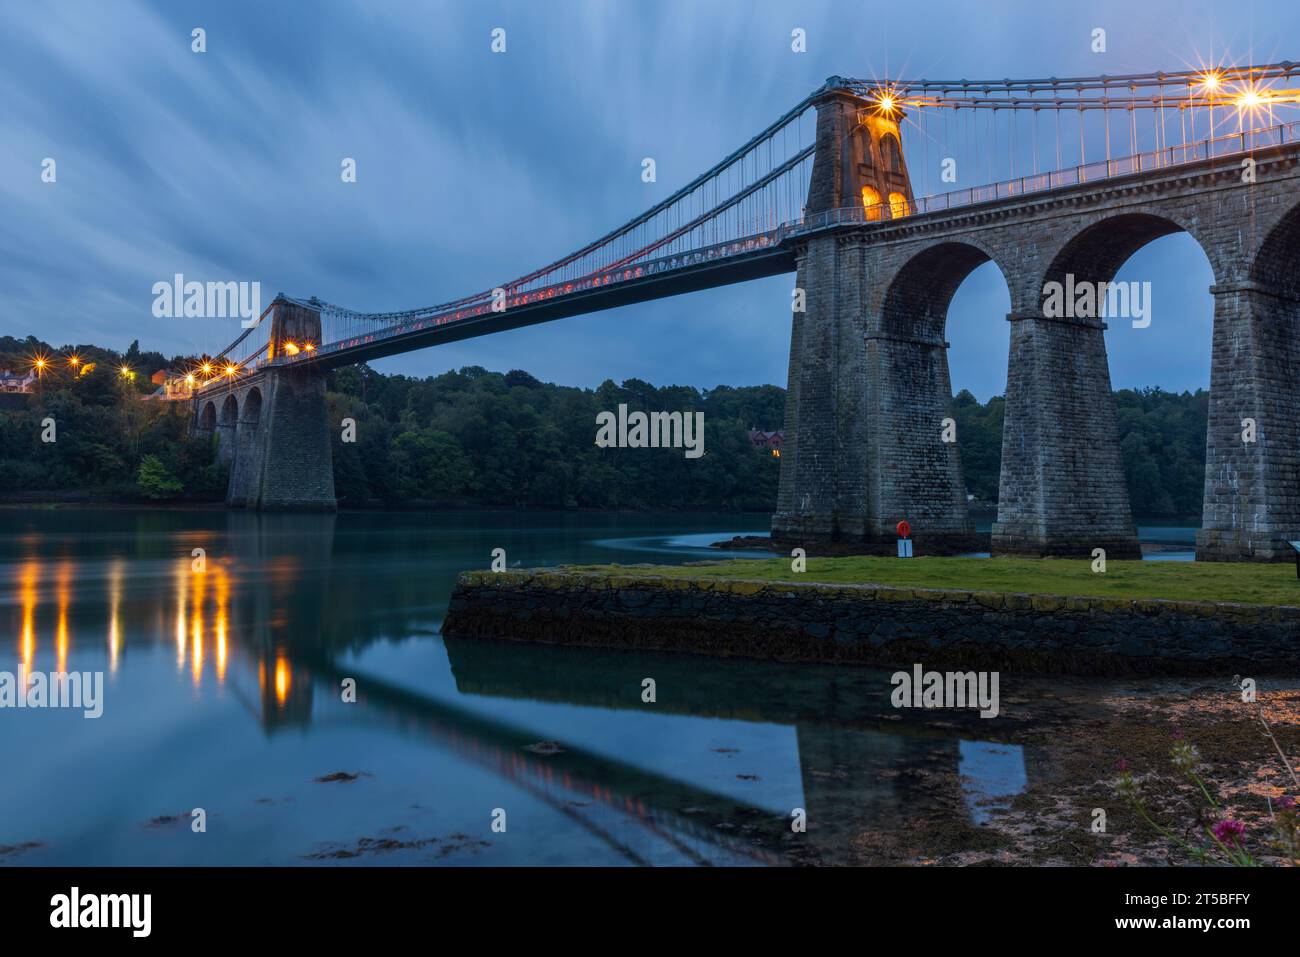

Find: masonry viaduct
<box><xmin>194</xmin><ymin>77</ymin><xmax>1300</xmax><ymax>561</ymax></box>
<box><xmin>773</xmin><ymin>83</ymin><xmax>1300</xmax><ymax>561</ymax></box>
<box><xmin>193</xmin><ymin>300</ymin><xmax>335</xmax><ymax>511</ymax></box>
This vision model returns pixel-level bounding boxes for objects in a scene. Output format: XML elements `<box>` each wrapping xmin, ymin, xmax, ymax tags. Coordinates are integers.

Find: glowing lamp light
<box><xmin>303</xmin><ymin>342</ymin><xmax>315</xmax><ymax>352</ymax></box>
<box><xmin>201</xmin><ymin>362</ymin><xmax>212</xmax><ymax>376</ymax></box>
<box><xmin>68</xmin><ymin>355</ymin><xmax>80</xmax><ymax>367</ymax></box>
<box><xmin>224</xmin><ymin>364</ymin><xmax>237</xmax><ymax>377</ymax></box>
<box><xmin>184</xmin><ymin>374</ymin><xmax>195</xmax><ymax>385</ymax></box>
<box><xmin>34</xmin><ymin>358</ymin><xmax>46</xmax><ymax>371</ymax></box>
<box><xmin>1237</xmin><ymin>89</ymin><xmax>1263</xmax><ymax>109</ymax></box>
<box><xmin>119</xmin><ymin>365</ymin><xmax>131</xmax><ymax>377</ymax></box>
<box><xmin>877</xmin><ymin>94</ymin><xmax>895</xmax><ymax>114</ymax></box>
<box><xmin>1200</xmin><ymin>71</ymin><xmax>1221</xmax><ymax>91</ymax></box>
<box><xmin>283</xmin><ymin>341</ymin><xmax>300</xmax><ymax>355</ymax></box>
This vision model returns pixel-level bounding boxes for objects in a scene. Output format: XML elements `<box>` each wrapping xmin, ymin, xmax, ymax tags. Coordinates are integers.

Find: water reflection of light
<box><xmin>165</xmin><ymin>556</ymin><xmax>232</xmax><ymax>688</ymax></box>
<box><xmin>215</xmin><ymin>568</ymin><xmax>229</xmax><ymax>683</ymax></box>
<box><xmin>192</xmin><ymin>631</ymin><xmax>204</xmax><ymax>686</ymax></box>
<box><xmin>55</xmin><ymin>561</ymin><xmax>71</xmax><ymax>674</ymax></box>
<box><xmin>274</xmin><ymin>653</ymin><xmax>291</xmax><ymax>706</ymax></box>
<box><xmin>108</xmin><ymin>559</ymin><xmax>123</xmax><ymax>672</ymax></box>
<box><xmin>215</xmin><ymin>621</ymin><xmax>228</xmax><ymax>683</ymax></box>
<box><xmin>19</xmin><ymin>560</ymin><xmax>38</xmax><ymax>677</ymax></box>
<box><xmin>175</xmin><ymin>564</ymin><xmax>188</xmax><ymax>669</ymax></box>
<box><xmin>190</xmin><ymin>580</ymin><xmax>205</xmax><ymax>686</ymax></box>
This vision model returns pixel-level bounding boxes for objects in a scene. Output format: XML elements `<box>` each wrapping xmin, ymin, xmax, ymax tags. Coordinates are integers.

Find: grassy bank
<box><xmin>571</xmin><ymin>555</ymin><xmax>1300</xmax><ymax>606</ymax></box>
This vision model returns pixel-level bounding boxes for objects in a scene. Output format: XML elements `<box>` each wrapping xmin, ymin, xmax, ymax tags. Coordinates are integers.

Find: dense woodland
<box><xmin>326</xmin><ymin>365</ymin><xmax>784</xmax><ymax>509</ymax></box>
<box><xmin>0</xmin><ymin>334</ymin><xmax>1208</xmax><ymax>518</ymax></box>
<box><xmin>949</xmin><ymin>386</ymin><xmax>1210</xmax><ymax>517</ymax></box>
<box><xmin>0</xmin><ymin>335</ymin><xmax>226</xmax><ymax>500</ymax></box>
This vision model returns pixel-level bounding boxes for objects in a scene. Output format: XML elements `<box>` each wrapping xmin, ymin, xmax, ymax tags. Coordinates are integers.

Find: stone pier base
<box><xmin>245</xmin><ymin>366</ymin><xmax>336</xmax><ymax>510</ymax></box>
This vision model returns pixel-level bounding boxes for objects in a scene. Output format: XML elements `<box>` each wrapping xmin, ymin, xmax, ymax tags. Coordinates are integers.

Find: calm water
<box><xmin>0</xmin><ymin>508</ymin><xmax>1178</xmax><ymax>866</ymax></box>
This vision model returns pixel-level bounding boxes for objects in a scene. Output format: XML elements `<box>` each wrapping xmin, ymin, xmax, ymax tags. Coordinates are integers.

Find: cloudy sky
<box><xmin>2</xmin><ymin>0</ymin><xmax>1295</xmax><ymax>399</ymax></box>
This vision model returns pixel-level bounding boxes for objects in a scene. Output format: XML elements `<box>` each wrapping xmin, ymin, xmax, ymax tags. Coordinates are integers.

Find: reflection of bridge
<box><xmin>189</xmin><ymin>514</ymin><xmax>795</xmax><ymax>864</ymax></box>
<box><xmin>216</xmin><ymin>513</ymin><xmax>1050</xmax><ymax>864</ymax></box>
<box><xmin>6</xmin><ymin>510</ymin><xmax>1049</xmax><ymax>864</ymax></box>
<box><xmin>192</xmin><ymin>64</ymin><xmax>1300</xmax><ymax>560</ymax></box>
<box><xmin>302</xmin><ymin>655</ymin><xmax>785</xmax><ymax>865</ymax></box>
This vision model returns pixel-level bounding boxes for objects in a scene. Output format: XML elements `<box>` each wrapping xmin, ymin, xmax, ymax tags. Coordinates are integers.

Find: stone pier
<box><xmin>192</xmin><ymin>298</ymin><xmax>336</xmax><ymax>511</ymax></box>
<box><xmin>773</xmin><ymin>76</ymin><xmax>1300</xmax><ymax>560</ymax></box>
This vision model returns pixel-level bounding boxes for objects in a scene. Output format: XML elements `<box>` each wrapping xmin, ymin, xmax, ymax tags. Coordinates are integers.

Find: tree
<box><xmin>136</xmin><ymin>454</ymin><xmax>183</xmax><ymax>499</ymax></box>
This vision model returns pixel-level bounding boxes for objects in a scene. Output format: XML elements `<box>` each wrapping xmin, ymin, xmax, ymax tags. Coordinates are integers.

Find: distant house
<box><xmin>748</xmin><ymin>429</ymin><xmax>783</xmax><ymax>454</ymax></box>
<box><xmin>146</xmin><ymin>368</ymin><xmax>196</xmax><ymax>401</ymax></box>
<box><xmin>0</xmin><ymin>368</ymin><xmax>36</xmax><ymax>393</ymax></box>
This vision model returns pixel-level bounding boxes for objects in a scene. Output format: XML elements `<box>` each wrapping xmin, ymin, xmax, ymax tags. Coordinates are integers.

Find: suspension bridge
<box><xmin>192</xmin><ymin>62</ymin><xmax>1300</xmax><ymax>561</ymax></box>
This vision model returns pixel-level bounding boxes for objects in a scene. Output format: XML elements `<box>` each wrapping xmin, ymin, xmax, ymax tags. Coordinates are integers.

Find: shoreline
<box><xmin>0</xmin><ymin>496</ymin><xmax>776</xmax><ymax>515</ymax></box>
<box><xmin>443</xmin><ymin>566</ymin><xmax>1300</xmax><ymax>675</ymax></box>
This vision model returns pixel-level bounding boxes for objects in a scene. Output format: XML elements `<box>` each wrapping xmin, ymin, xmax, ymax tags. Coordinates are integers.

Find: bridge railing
<box><xmin>913</xmin><ymin>118</ymin><xmax>1298</xmax><ymax>215</ymax></box>
<box><xmin>795</xmin><ymin>118</ymin><xmax>1298</xmax><ymax>232</ymax></box>
<box><xmin>296</xmin><ymin>225</ymin><xmax>795</xmax><ymax>363</ymax></box>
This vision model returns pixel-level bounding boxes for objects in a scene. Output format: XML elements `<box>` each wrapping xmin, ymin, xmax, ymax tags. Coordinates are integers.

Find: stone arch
<box><xmin>1038</xmin><ymin>210</ymin><xmax>1219</xmax><ymax>303</ymax></box>
<box><xmin>215</xmin><ymin>393</ymin><xmax>239</xmax><ymax>467</ymax></box>
<box><xmin>240</xmin><ymin>386</ymin><xmax>263</xmax><ymax>428</ymax></box>
<box><xmin>879</xmin><ymin>133</ymin><xmax>903</xmax><ymax>173</ymax></box>
<box><xmin>1250</xmin><ymin>198</ymin><xmax>1300</xmax><ymax>298</ymax></box>
<box><xmin>1196</xmin><ymin>195</ymin><xmax>1300</xmax><ymax>560</ymax></box>
<box><xmin>228</xmin><ymin>386</ymin><xmax>264</xmax><ymax>508</ymax></box>
<box><xmin>198</xmin><ymin>401</ymin><xmax>216</xmax><ymax>433</ymax></box>
<box><xmin>880</xmin><ymin>240</ymin><xmax>1009</xmax><ymax>343</ymax></box>
<box><xmin>219</xmin><ymin>394</ymin><xmax>239</xmax><ymax>427</ymax></box>
<box><xmin>861</xmin><ymin>185</ymin><xmax>883</xmax><ymax>221</ymax></box>
<box><xmin>990</xmin><ymin>211</ymin><xmax>1218</xmax><ymax>560</ymax></box>
<box><xmin>859</xmin><ymin>240</ymin><xmax>1012</xmax><ymax>550</ymax></box>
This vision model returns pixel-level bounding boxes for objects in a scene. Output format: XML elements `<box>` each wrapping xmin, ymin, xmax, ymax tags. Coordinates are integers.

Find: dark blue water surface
<box><xmin>0</xmin><ymin>508</ymin><xmax>1177</xmax><ymax>866</ymax></box>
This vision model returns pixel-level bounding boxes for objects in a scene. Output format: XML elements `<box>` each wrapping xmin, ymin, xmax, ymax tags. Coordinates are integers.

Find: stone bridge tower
<box><xmin>803</xmin><ymin>77</ymin><xmax>916</xmax><ymax>221</ymax></box>
<box><xmin>193</xmin><ymin>297</ymin><xmax>336</xmax><ymax>510</ymax></box>
<box><xmin>773</xmin><ymin>78</ymin><xmax>977</xmax><ymax>553</ymax></box>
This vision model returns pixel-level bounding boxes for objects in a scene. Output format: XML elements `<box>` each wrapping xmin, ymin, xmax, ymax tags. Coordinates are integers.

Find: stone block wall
<box><xmin>443</xmin><ymin>569</ymin><xmax>1300</xmax><ymax>675</ymax></box>
<box><xmin>192</xmin><ymin>365</ymin><xmax>336</xmax><ymax>511</ymax></box>
<box><xmin>992</xmin><ymin>313</ymin><xmax>1139</xmax><ymax>558</ymax></box>
<box><xmin>776</xmin><ymin>126</ymin><xmax>1300</xmax><ymax>560</ymax></box>
<box><xmin>247</xmin><ymin>366</ymin><xmax>336</xmax><ymax>510</ymax></box>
